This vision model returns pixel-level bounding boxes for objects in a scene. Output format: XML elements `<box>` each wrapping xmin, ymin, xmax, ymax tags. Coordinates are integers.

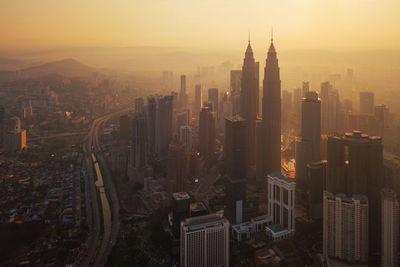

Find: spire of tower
<box><xmin>271</xmin><ymin>26</ymin><xmax>274</xmax><ymax>43</ymax></box>
<box><xmin>248</xmin><ymin>30</ymin><xmax>251</xmax><ymax>44</ymax></box>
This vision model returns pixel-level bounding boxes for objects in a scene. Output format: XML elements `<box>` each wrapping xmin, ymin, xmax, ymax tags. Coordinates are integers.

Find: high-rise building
<box><xmin>180</xmin><ymin>213</ymin><xmax>230</xmax><ymax>267</ymax></box>
<box><xmin>147</xmin><ymin>97</ymin><xmax>157</xmax><ymax>158</ymax></box>
<box><xmin>360</xmin><ymin>91</ymin><xmax>374</xmax><ymax>115</ymax></box>
<box><xmin>320</xmin><ymin>82</ymin><xmax>339</xmax><ymax>133</ymax></box>
<box><xmin>130</xmin><ymin>112</ymin><xmax>147</xmax><ymax>170</ymax></box>
<box><xmin>180</xmin><ymin>126</ymin><xmax>193</xmax><ymax>150</ymax></box>
<box><xmin>208</xmin><ymin>88</ymin><xmax>219</xmax><ymax>114</ymax></box>
<box><xmin>240</xmin><ymin>40</ymin><xmax>259</xmax><ymax>165</ymax></box>
<box><xmin>258</xmin><ymin>36</ymin><xmax>281</xmax><ymax>178</ymax></box>
<box><xmin>381</xmin><ymin>188</ymin><xmax>399</xmax><ymax>267</ymax></box>
<box><xmin>307</xmin><ymin>161</ymin><xmax>326</xmax><ymax>220</ymax></box>
<box><xmin>323</xmin><ymin>192</ymin><xmax>369</xmax><ymax>266</ymax></box>
<box><xmin>225</xmin><ymin>116</ymin><xmax>247</xmax><ymax>225</ymax></box>
<box><xmin>156</xmin><ymin>95</ymin><xmax>174</xmax><ymax>160</ymax></box>
<box><xmin>173</xmin><ymin>192</ymin><xmax>191</xmax><ymax>237</ymax></box>
<box><xmin>167</xmin><ymin>143</ymin><xmax>189</xmax><ymax>194</ymax></box>
<box><xmin>199</xmin><ymin>107</ymin><xmax>216</xmax><ymax>158</ymax></box>
<box><xmin>135</xmin><ymin>97</ymin><xmax>144</xmax><ymax>113</ymax></box>
<box><xmin>266</xmin><ymin>172</ymin><xmax>296</xmax><ymax>240</ymax></box>
<box><xmin>374</xmin><ymin>104</ymin><xmax>389</xmax><ymax>140</ymax></box>
<box><xmin>194</xmin><ymin>84</ymin><xmax>202</xmax><ymax>115</ymax></box>
<box><xmin>180</xmin><ymin>75</ymin><xmax>188</xmax><ymax>109</ymax></box>
<box><xmin>176</xmin><ymin>111</ymin><xmax>189</xmax><ymax>137</ymax></box>
<box><xmin>326</xmin><ymin>130</ymin><xmax>383</xmax><ymax>255</ymax></box>
<box><xmin>4</xmin><ymin>116</ymin><xmax>26</xmax><ymax>152</ymax></box>
<box><xmin>295</xmin><ymin>91</ymin><xmax>321</xmax><ymax>183</ymax></box>
<box><xmin>282</xmin><ymin>90</ymin><xmax>292</xmax><ymax>130</ymax></box>
<box><xmin>119</xmin><ymin>114</ymin><xmax>131</xmax><ymax>140</ymax></box>
<box><xmin>302</xmin><ymin>81</ymin><xmax>310</xmax><ymax>97</ymax></box>
<box><xmin>230</xmin><ymin>70</ymin><xmax>242</xmax><ymax>116</ymax></box>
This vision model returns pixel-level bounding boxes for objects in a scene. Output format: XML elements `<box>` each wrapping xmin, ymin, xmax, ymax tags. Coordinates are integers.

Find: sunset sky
<box><xmin>1</xmin><ymin>0</ymin><xmax>400</xmax><ymax>52</ymax></box>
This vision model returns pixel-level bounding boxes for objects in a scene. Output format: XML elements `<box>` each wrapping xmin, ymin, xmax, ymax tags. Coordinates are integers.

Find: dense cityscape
<box><xmin>2</xmin><ymin>1</ymin><xmax>400</xmax><ymax>267</ymax></box>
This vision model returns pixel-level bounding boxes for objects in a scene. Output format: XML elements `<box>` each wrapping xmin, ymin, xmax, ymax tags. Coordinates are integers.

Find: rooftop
<box><xmin>183</xmin><ymin>213</ymin><xmax>225</xmax><ymax>228</ymax></box>
<box><xmin>190</xmin><ymin>202</ymin><xmax>207</xmax><ymax>212</ymax></box>
<box><xmin>266</xmin><ymin>224</ymin><xmax>286</xmax><ymax>234</ymax></box>
<box><xmin>173</xmin><ymin>191</ymin><xmax>190</xmax><ymax>201</ymax></box>
<box><xmin>268</xmin><ymin>172</ymin><xmax>293</xmax><ymax>184</ymax></box>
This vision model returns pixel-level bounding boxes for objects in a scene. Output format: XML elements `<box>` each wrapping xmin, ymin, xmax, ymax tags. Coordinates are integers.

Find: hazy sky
<box><xmin>1</xmin><ymin>0</ymin><xmax>400</xmax><ymax>52</ymax></box>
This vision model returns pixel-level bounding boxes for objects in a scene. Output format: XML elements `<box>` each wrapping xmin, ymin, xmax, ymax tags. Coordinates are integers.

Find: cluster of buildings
<box><xmin>0</xmin><ymin>152</ymin><xmax>86</xmax><ymax>265</ymax></box>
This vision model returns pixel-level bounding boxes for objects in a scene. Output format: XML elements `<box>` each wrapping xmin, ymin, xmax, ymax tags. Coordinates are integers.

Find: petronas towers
<box><xmin>239</xmin><ymin>35</ymin><xmax>281</xmax><ymax>180</ymax></box>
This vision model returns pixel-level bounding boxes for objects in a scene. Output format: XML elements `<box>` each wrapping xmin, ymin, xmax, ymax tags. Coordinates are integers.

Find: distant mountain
<box><xmin>0</xmin><ymin>58</ymin><xmax>97</xmax><ymax>81</ymax></box>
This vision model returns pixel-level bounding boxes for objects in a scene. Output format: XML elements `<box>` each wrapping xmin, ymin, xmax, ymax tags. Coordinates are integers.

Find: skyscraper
<box><xmin>381</xmin><ymin>188</ymin><xmax>399</xmax><ymax>267</ymax></box>
<box><xmin>230</xmin><ymin>70</ymin><xmax>242</xmax><ymax>116</ymax></box>
<box><xmin>167</xmin><ymin>143</ymin><xmax>189</xmax><ymax>194</ymax></box>
<box><xmin>307</xmin><ymin>161</ymin><xmax>326</xmax><ymax>220</ymax></box>
<box><xmin>156</xmin><ymin>95</ymin><xmax>174</xmax><ymax>160</ymax></box>
<box><xmin>240</xmin><ymin>39</ymin><xmax>259</xmax><ymax>165</ymax></box>
<box><xmin>360</xmin><ymin>91</ymin><xmax>374</xmax><ymax>115</ymax></box>
<box><xmin>134</xmin><ymin>97</ymin><xmax>144</xmax><ymax>113</ymax></box>
<box><xmin>225</xmin><ymin>116</ymin><xmax>247</xmax><ymax>224</ymax></box>
<box><xmin>295</xmin><ymin>91</ymin><xmax>321</xmax><ymax>183</ymax></box>
<box><xmin>199</xmin><ymin>107</ymin><xmax>216</xmax><ymax>158</ymax></box>
<box><xmin>119</xmin><ymin>114</ymin><xmax>131</xmax><ymax>140</ymax></box>
<box><xmin>180</xmin><ymin>125</ymin><xmax>193</xmax><ymax>150</ymax></box>
<box><xmin>147</xmin><ymin>96</ymin><xmax>157</xmax><ymax>158</ymax></box>
<box><xmin>302</xmin><ymin>81</ymin><xmax>310</xmax><ymax>97</ymax></box>
<box><xmin>130</xmin><ymin>113</ymin><xmax>147</xmax><ymax>169</ymax></box>
<box><xmin>323</xmin><ymin>192</ymin><xmax>369</xmax><ymax>266</ymax></box>
<box><xmin>180</xmin><ymin>75</ymin><xmax>188</xmax><ymax>109</ymax></box>
<box><xmin>258</xmin><ymin>35</ymin><xmax>281</xmax><ymax>177</ymax></box>
<box><xmin>326</xmin><ymin>130</ymin><xmax>383</xmax><ymax>255</ymax></box>
<box><xmin>208</xmin><ymin>88</ymin><xmax>219</xmax><ymax>114</ymax></box>
<box><xmin>194</xmin><ymin>84</ymin><xmax>202</xmax><ymax>115</ymax></box>
<box><xmin>180</xmin><ymin>213</ymin><xmax>230</xmax><ymax>267</ymax></box>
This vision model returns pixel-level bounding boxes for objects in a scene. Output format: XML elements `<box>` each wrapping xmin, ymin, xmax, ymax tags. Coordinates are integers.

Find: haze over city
<box><xmin>1</xmin><ymin>0</ymin><xmax>400</xmax><ymax>266</ymax></box>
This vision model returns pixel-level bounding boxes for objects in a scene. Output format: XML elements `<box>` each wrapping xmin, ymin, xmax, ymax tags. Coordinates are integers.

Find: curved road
<box><xmin>82</xmin><ymin>109</ymin><xmax>128</xmax><ymax>266</ymax></box>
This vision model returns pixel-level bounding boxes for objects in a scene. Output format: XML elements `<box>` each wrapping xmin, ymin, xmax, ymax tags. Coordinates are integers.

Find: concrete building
<box><xmin>199</xmin><ymin>107</ymin><xmax>215</xmax><ymax>158</ymax></box>
<box><xmin>208</xmin><ymin>88</ymin><xmax>219</xmax><ymax>115</ymax></box>
<box><xmin>323</xmin><ymin>192</ymin><xmax>369</xmax><ymax>266</ymax></box>
<box><xmin>225</xmin><ymin>116</ymin><xmax>247</xmax><ymax>225</ymax></box>
<box><xmin>5</xmin><ymin>116</ymin><xmax>26</xmax><ymax>152</ymax></box>
<box><xmin>194</xmin><ymin>84</ymin><xmax>202</xmax><ymax>115</ymax></box>
<box><xmin>326</xmin><ymin>130</ymin><xmax>383</xmax><ymax>254</ymax></box>
<box><xmin>180</xmin><ymin>126</ymin><xmax>193</xmax><ymax>150</ymax></box>
<box><xmin>167</xmin><ymin>143</ymin><xmax>189</xmax><ymax>194</ymax></box>
<box><xmin>295</xmin><ymin>91</ymin><xmax>321</xmax><ymax>184</ymax></box>
<box><xmin>180</xmin><ymin>75</ymin><xmax>188</xmax><ymax>109</ymax></box>
<box><xmin>230</xmin><ymin>70</ymin><xmax>242</xmax><ymax>116</ymax></box>
<box><xmin>134</xmin><ymin>97</ymin><xmax>144</xmax><ymax>113</ymax></box>
<box><xmin>266</xmin><ymin>172</ymin><xmax>296</xmax><ymax>240</ymax></box>
<box><xmin>180</xmin><ymin>213</ymin><xmax>230</xmax><ymax>267</ymax></box>
<box><xmin>360</xmin><ymin>91</ymin><xmax>374</xmax><ymax>115</ymax></box>
<box><xmin>156</xmin><ymin>95</ymin><xmax>174</xmax><ymax>160</ymax></box>
<box><xmin>307</xmin><ymin>161</ymin><xmax>326</xmax><ymax>220</ymax></box>
<box><xmin>381</xmin><ymin>188</ymin><xmax>399</xmax><ymax>267</ymax></box>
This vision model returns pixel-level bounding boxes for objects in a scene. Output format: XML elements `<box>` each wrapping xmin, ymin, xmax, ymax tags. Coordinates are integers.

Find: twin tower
<box><xmin>239</xmin><ymin>36</ymin><xmax>281</xmax><ymax>181</ymax></box>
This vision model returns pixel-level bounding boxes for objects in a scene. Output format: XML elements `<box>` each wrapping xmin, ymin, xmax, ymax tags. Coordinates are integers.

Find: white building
<box><xmin>180</xmin><ymin>213</ymin><xmax>229</xmax><ymax>267</ymax></box>
<box><xmin>381</xmin><ymin>188</ymin><xmax>399</xmax><ymax>267</ymax></box>
<box><xmin>323</xmin><ymin>191</ymin><xmax>369</xmax><ymax>267</ymax></box>
<box><xmin>180</xmin><ymin>125</ymin><xmax>193</xmax><ymax>150</ymax></box>
<box><xmin>266</xmin><ymin>172</ymin><xmax>296</xmax><ymax>240</ymax></box>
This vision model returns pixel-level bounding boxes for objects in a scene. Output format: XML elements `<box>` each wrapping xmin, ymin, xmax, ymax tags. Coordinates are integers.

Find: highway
<box><xmin>81</xmin><ymin>109</ymin><xmax>128</xmax><ymax>266</ymax></box>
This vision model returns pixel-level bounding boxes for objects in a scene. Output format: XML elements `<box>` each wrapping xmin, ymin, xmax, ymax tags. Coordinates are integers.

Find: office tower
<box><xmin>5</xmin><ymin>116</ymin><xmax>26</xmax><ymax>152</ymax></box>
<box><xmin>119</xmin><ymin>114</ymin><xmax>131</xmax><ymax>140</ymax></box>
<box><xmin>282</xmin><ymin>90</ymin><xmax>292</xmax><ymax>130</ymax></box>
<box><xmin>180</xmin><ymin>75</ymin><xmax>188</xmax><ymax>109</ymax></box>
<box><xmin>302</xmin><ymin>81</ymin><xmax>310</xmax><ymax>97</ymax></box>
<box><xmin>172</xmin><ymin>192</ymin><xmax>191</xmax><ymax>237</ymax></box>
<box><xmin>147</xmin><ymin>97</ymin><xmax>157</xmax><ymax>158</ymax></box>
<box><xmin>225</xmin><ymin>116</ymin><xmax>247</xmax><ymax>225</ymax></box>
<box><xmin>180</xmin><ymin>126</ymin><xmax>193</xmax><ymax>150</ymax></box>
<box><xmin>157</xmin><ymin>95</ymin><xmax>174</xmax><ymax>160</ymax></box>
<box><xmin>375</xmin><ymin>104</ymin><xmax>389</xmax><ymax>140</ymax></box>
<box><xmin>208</xmin><ymin>88</ymin><xmax>219</xmax><ymax>114</ymax></box>
<box><xmin>320</xmin><ymin>82</ymin><xmax>339</xmax><ymax>133</ymax></box>
<box><xmin>203</xmin><ymin>101</ymin><xmax>213</xmax><ymax>112</ymax></box>
<box><xmin>134</xmin><ymin>97</ymin><xmax>144</xmax><ymax>113</ymax></box>
<box><xmin>259</xmin><ymin>36</ymin><xmax>281</xmax><ymax>177</ymax></box>
<box><xmin>360</xmin><ymin>91</ymin><xmax>374</xmax><ymax>115</ymax></box>
<box><xmin>219</xmin><ymin>92</ymin><xmax>233</xmax><ymax>132</ymax></box>
<box><xmin>194</xmin><ymin>84</ymin><xmax>202</xmax><ymax>115</ymax></box>
<box><xmin>230</xmin><ymin>70</ymin><xmax>242</xmax><ymax>116</ymax></box>
<box><xmin>130</xmin><ymin>113</ymin><xmax>147</xmax><ymax>166</ymax></box>
<box><xmin>240</xmin><ymin>39</ymin><xmax>259</xmax><ymax>165</ymax></box>
<box><xmin>266</xmin><ymin>172</ymin><xmax>296</xmax><ymax>240</ymax></box>
<box><xmin>199</xmin><ymin>107</ymin><xmax>216</xmax><ymax>157</ymax></box>
<box><xmin>167</xmin><ymin>143</ymin><xmax>189</xmax><ymax>194</ymax></box>
<box><xmin>323</xmin><ymin>192</ymin><xmax>369</xmax><ymax>266</ymax></box>
<box><xmin>381</xmin><ymin>188</ymin><xmax>399</xmax><ymax>267</ymax></box>
<box><xmin>307</xmin><ymin>161</ymin><xmax>326</xmax><ymax>220</ymax></box>
<box><xmin>295</xmin><ymin>91</ymin><xmax>321</xmax><ymax>183</ymax></box>
<box><xmin>180</xmin><ymin>213</ymin><xmax>230</xmax><ymax>267</ymax></box>
<box><xmin>326</xmin><ymin>130</ymin><xmax>383</xmax><ymax>255</ymax></box>
<box><xmin>176</xmin><ymin>111</ymin><xmax>189</xmax><ymax>137</ymax></box>
<box><xmin>293</xmin><ymin>87</ymin><xmax>302</xmax><ymax>133</ymax></box>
